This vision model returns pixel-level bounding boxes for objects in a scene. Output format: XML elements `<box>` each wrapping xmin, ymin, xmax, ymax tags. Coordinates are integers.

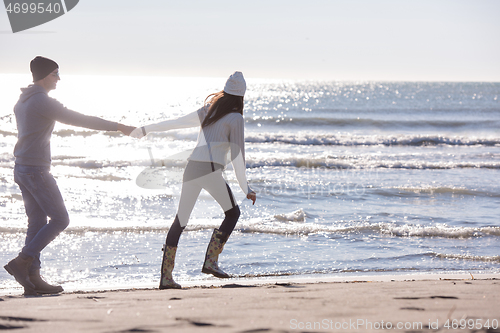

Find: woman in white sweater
<box><xmin>131</xmin><ymin>72</ymin><xmax>256</xmax><ymax>289</ymax></box>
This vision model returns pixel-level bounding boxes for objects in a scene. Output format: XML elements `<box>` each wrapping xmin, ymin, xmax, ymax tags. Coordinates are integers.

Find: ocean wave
<box><xmin>246</xmin><ymin>117</ymin><xmax>499</xmax><ymax>130</ymax></box>
<box><xmin>238</xmin><ymin>222</ymin><xmax>370</xmax><ymax>235</ymax></box>
<box><xmin>51</xmin><ymin>159</ymin><xmax>134</xmax><ymax>169</ymax></box>
<box><xmin>69</xmin><ymin>174</ymin><xmax>130</xmax><ymax>182</ymax></box>
<box><xmin>239</xmin><ymin>217</ymin><xmax>500</xmax><ymax>238</ymax></box>
<box><xmin>274</xmin><ymin>209</ymin><xmax>306</xmax><ymax>222</ymax></box>
<box><xmin>0</xmin><ymin>130</ymin><xmax>16</xmax><ymax>137</ymax></box>
<box><xmin>430</xmin><ymin>252</ymin><xmax>500</xmax><ymax>263</ymax></box>
<box><xmin>11</xmin><ymin>155</ymin><xmax>500</xmax><ymax>171</ymax></box>
<box><xmin>3</xmin><ymin>126</ymin><xmax>499</xmax><ymax>149</ymax></box>
<box><xmin>378</xmin><ymin>224</ymin><xmax>500</xmax><ymax>238</ymax></box>
<box><xmin>375</xmin><ymin>186</ymin><xmax>500</xmax><ymax>198</ymax></box>
<box><xmin>0</xmin><ymin>153</ymin><xmax>14</xmax><ymax>163</ymax></box>
<box><xmin>50</xmin><ymin>154</ymin><xmax>187</xmax><ymax>169</ymax></box>
<box><xmin>233</xmin><ymin>267</ymin><xmax>423</xmax><ymax>278</ymax></box>
<box><xmin>148</xmin><ymin>130</ymin><xmax>199</xmax><ymax>141</ymax></box>
<box><xmin>246</xmin><ymin>133</ymin><xmax>500</xmax><ymax>147</ymax></box>
<box><xmin>239</xmin><ymin>221</ymin><xmax>500</xmax><ymax>238</ymax></box>
<box><xmin>0</xmin><ymin>128</ymin><xmax>138</xmax><ymax>138</ymax></box>
<box><xmin>247</xmin><ymin>157</ymin><xmax>500</xmax><ymax>170</ymax></box>
<box><xmin>2</xmin><ymin>219</ymin><xmax>499</xmax><ymax>239</ymax></box>
<box><xmin>53</xmin><ymin>129</ymin><xmax>100</xmax><ymax>137</ymax></box>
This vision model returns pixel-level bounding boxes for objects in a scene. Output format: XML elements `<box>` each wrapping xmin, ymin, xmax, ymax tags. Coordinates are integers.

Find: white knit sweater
<box><xmin>143</xmin><ymin>105</ymin><xmax>251</xmax><ymax>195</ymax></box>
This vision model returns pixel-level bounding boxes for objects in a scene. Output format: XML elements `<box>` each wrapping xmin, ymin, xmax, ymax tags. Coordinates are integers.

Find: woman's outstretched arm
<box><xmin>131</xmin><ymin>106</ymin><xmax>208</xmax><ymax>138</ymax></box>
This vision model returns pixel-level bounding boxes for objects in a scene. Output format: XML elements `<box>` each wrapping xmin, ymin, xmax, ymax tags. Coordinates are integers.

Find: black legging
<box><xmin>166</xmin><ymin>205</ymin><xmax>240</xmax><ymax>247</ymax></box>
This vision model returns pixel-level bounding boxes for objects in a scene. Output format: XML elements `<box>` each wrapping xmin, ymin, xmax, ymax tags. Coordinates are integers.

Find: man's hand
<box><xmin>118</xmin><ymin>124</ymin><xmax>136</xmax><ymax>136</ymax></box>
<box><xmin>247</xmin><ymin>191</ymin><xmax>256</xmax><ymax>205</ymax></box>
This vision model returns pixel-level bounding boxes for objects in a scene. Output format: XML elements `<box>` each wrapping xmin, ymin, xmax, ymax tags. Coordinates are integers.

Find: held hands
<box><xmin>117</xmin><ymin>124</ymin><xmax>136</xmax><ymax>136</ymax></box>
<box><xmin>130</xmin><ymin>127</ymin><xmax>146</xmax><ymax>139</ymax></box>
<box><xmin>247</xmin><ymin>191</ymin><xmax>256</xmax><ymax>205</ymax></box>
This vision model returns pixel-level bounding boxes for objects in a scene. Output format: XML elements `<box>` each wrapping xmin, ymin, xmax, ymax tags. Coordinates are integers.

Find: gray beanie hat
<box><xmin>223</xmin><ymin>71</ymin><xmax>246</xmax><ymax>97</ymax></box>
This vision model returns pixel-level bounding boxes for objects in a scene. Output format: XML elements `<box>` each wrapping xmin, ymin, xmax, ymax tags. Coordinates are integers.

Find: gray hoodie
<box><xmin>14</xmin><ymin>84</ymin><xmax>119</xmax><ymax>167</ymax></box>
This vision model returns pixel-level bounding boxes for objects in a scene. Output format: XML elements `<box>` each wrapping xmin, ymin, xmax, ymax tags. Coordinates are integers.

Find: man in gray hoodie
<box><xmin>3</xmin><ymin>56</ymin><xmax>135</xmax><ymax>295</ymax></box>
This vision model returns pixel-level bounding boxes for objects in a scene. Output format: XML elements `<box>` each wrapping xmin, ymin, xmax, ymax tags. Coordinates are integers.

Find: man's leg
<box><xmin>5</xmin><ymin>165</ymin><xmax>69</xmax><ymax>292</ymax></box>
<box><xmin>16</xmin><ymin>181</ymin><xmax>47</xmax><ymax>274</ymax></box>
<box><xmin>17</xmin><ymin>167</ymin><xmax>69</xmax><ymax>258</ymax></box>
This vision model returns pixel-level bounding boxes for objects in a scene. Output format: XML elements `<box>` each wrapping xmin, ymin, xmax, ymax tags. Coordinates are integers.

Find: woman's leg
<box><xmin>175</xmin><ymin>180</ymin><xmax>203</xmax><ymax>228</ymax></box>
<box><xmin>202</xmin><ymin>171</ymin><xmax>240</xmax><ymax>234</ymax></box>
<box><xmin>165</xmin><ymin>216</ymin><xmax>184</xmax><ymax>247</ymax></box>
<box><xmin>160</xmin><ymin>164</ymin><xmax>203</xmax><ymax>289</ymax></box>
<box><xmin>217</xmin><ymin>187</ymin><xmax>240</xmax><ymax>236</ymax></box>
<box><xmin>200</xmin><ymin>170</ymin><xmax>241</xmax><ymax>278</ymax></box>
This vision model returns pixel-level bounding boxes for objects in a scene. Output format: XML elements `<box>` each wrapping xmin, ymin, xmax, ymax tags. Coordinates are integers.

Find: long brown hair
<box><xmin>201</xmin><ymin>91</ymin><xmax>244</xmax><ymax>128</ymax></box>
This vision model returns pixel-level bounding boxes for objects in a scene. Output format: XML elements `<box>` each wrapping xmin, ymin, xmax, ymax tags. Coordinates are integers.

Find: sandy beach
<box><xmin>0</xmin><ymin>273</ymin><xmax>499</xmax><ymax>333</ymax></box>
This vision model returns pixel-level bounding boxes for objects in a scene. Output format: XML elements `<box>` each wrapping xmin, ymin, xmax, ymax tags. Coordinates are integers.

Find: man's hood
<box><xmin>19</xmin><ymin>84</ymin><xmax>47</xmax><ymax>103</ymax></box>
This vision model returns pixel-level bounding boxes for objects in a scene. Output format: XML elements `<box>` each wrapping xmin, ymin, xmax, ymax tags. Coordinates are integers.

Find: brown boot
<box><xmin>202</xmin><ymin>229</ymin><xmax>231</xmax><ymax>278</ymax></box>
<box><xmin>4</xmin><ymin>254</ymin><xmax>35</xmax><ymax>291</ymax></box>
<box><xmin>159</xmin><ymin>245</ymin><xmax>181</xmax><ymax>289</ymax></box>
<box><xmin>28</xmin><ymin>270</ymin><xmax>63</xmax><ymax>294</ymax></box>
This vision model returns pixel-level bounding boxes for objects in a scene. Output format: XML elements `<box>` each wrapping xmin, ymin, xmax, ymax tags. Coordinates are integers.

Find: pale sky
<box><xmin>0</xmin><ymin>0</ymin><xmax>499</xmax><ymax>81</ymax></box>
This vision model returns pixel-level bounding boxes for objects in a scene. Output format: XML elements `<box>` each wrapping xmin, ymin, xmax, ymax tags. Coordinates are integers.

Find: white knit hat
<box><xmin>223</xmin><ymin>71</ymin><xmax>246</xmax><ymax>97</ymax></box>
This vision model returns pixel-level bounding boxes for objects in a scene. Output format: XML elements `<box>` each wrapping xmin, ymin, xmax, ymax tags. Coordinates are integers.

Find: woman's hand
<box><xmin>130</xmin><ymin>127</ymin><xmax>146</xmax><ymax>139</ymax></box>
<box><xmin>247</xmin><ymin>191</ymin><xmax>256</xmax><ymax>205</ymax></box>
<box><xmin>117</xmin><ymin>124</ymin><xmax>136</xmax><ymax>136</ymax></box>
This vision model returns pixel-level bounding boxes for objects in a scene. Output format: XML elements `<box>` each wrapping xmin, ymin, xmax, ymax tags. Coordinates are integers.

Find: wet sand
<box><xmin>0</xmin><ymin>274</ymin><xmax>499</xmax><ymax>332</ymax></box>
